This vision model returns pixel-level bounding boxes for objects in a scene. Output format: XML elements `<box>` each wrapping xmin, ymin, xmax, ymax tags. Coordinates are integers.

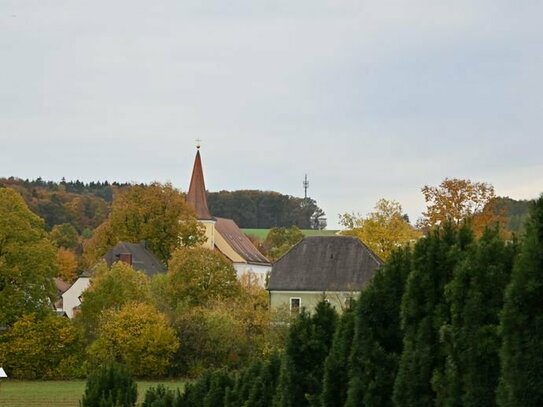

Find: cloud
<box><xmin>1</xmin><ymin>0</ymin><xmax>542</xmax><ymax>228</ymax></box>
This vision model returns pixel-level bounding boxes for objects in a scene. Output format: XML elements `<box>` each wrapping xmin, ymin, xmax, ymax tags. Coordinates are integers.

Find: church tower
<box><xmin>185</xmin><ymin>145</ymin><xmax>272</xmax><ymax>287</ymax></box>
<box><xmin>186</xmin><ymin>146</ymin><xmax>216</xmax><ymax>249</ymax></box>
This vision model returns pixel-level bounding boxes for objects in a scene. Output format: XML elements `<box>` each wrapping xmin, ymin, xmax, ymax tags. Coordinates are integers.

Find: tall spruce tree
<box><xmin>345</xmin><ymin>247</ymin><xmax>412</xmax><ymax>407</ymax></box>
<box><xmin>393</xmin><ymin>224</ymin><xmax>473</xmax><ymax>407</ymax></box>
<box><xmin>498</xmin><ymin>196</ymin><xmax>543</xmax><ymax>406</ymax></box>
<box><xmin>321</xmin><ymin>302</ymin><xmax>356</xmax><ymax>407</ymax></box>
<box><xmin>274</xmin><ymin>301</ymin><xmax>338</xmax><ymax>407</ymax></box>
<box><xmin>439</xmin><ymin>227</ymin><xmax>516</xmax><ymax>407</ymax></box>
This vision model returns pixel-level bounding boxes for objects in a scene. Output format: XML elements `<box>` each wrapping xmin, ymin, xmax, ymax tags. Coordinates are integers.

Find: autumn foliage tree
<box><xmin>418</xmin><ymin>178</ymin><xmax>505</xmax><ymax>236</ymax></box>
<box><xmin>263</xmin><ymin>226</ymin><xmax>304</xmax><ymax>261</ymax></box>
<box><xmin>78</xmin><ymin>261</ymin><xmax>151</xmax><ymax>341</ymax></box>
<box><xmin>339</xmin><ymin>199</ymin><xmax>421</xmax><ymax>261</ymax></box>
<box><xmin>56</xmin><ymin>247</ymin><xmax>79</xmax><ymax>282</ymax></box>
<box><xmin>87</xmin><ymin>302</ymin><xmax>179</xmax><ymax>377</ymax></box>
<box><xmin>0</xmin><ymin>314</ymin><xmax>84</xmax><ymax>379</ymax></box>
<box><xmin>0</xmin><ymin>188</ymin><xmax>57</xmax><ymax>326</ymax></box>
<box><xmin>165</xmin><ymin>246</ymin><xmax>240</xmax><ymax>309</ymax></box>
<box><xmin>83</xmin><ymin>183</ymin><xmax>205</xmax><ymax>265</ymax></box>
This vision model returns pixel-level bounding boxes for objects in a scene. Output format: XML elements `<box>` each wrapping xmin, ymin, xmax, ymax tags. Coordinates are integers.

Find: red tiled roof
<box><xmin>54</xmin><ymin>277</ymin><xmax>70</xmax><ymax>294</ymax></box>
<box><xmin>186</xmin><ymin>149</ymin><xmax>213</xmax><ymax>220</ymax></box>
<box><xmin>215</xmin><ymin>217</ymin><xmax>270</xmax><ymax>265</ymax></box>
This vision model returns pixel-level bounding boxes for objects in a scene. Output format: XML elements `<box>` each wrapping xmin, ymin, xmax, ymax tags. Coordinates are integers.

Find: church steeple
<box><xmin>186</xmin><ymin>147</ymin><xmax>213</xmax><ymax>220</ymax></box>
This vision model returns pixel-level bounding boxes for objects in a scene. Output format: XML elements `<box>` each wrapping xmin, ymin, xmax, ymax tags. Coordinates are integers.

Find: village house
<box><xmin>61</xmin><ymin>241</ymin><xmax>165</xmax><ymax>318</ymax></box>
<box><xmin>267</xmin><ymin>236</ymin><xmax>383</xmax><ymax>313</ymax></box>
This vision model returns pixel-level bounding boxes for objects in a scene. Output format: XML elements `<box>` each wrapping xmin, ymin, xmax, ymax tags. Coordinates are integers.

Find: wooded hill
<box><xmin>0</xmin><ymin>177</ymin><xmax>327</xmax><ymax>233</ymax></box>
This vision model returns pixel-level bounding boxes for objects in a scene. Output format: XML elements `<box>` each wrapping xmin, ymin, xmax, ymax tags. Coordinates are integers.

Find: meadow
<box><xmin>242</xmin><ymin>228</ymin><xmax>339</xmax><ymax>240</ymax></box>
<box><xmin>0</xmin><ymin>380</ymin><xmax>186</xmax><ymax>407</ymax></box>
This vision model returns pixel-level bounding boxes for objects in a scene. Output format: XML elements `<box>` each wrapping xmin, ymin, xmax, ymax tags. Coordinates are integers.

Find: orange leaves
<box><xmin>419</xmin><ymin>178</ymin><xmax>506</xmax><ymax>237</ymax></box>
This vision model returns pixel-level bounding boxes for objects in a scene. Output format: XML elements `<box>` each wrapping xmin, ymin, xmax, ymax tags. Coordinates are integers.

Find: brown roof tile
<box><xmin>215</xmin><ymin>217</ymin><xmax>270</xmax><ymax>265</ymax></box>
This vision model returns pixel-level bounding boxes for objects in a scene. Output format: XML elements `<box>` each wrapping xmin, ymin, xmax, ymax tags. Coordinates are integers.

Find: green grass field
<box><xmin>242</xmin><ymin>228</ymin><xmax>339</xmax><ymax>240</ymax></box>
<box><xmin>0</xmin><ymin>380</ymin><xmax>186</xmax><ymax>407</ymax></box>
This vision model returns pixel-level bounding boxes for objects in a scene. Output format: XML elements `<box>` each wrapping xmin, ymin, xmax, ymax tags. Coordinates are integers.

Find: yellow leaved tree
<box><xmin>339</xmin><ymin>199</ymin><xmax>421</xmax><ymax>261</ymax></box>
<box><xmin>418</xmin><ymin>178</ymin><xmax>506</xmax><ymax>237</ymax></box>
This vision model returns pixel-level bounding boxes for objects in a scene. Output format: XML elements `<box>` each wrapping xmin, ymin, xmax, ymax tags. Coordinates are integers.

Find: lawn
<box><xmin>242</xmin><ymin>228</ymin><xmax>339</xmax><ymax>240</ymax></box>
<box><xmin>0</xmin><ymin>380</ymin><xmax>186</xmax><ymax>407</ymax></box>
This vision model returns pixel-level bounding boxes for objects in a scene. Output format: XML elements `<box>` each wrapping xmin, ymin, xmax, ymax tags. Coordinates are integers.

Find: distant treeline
<box><xmin>208</xmin><ymin>190</ymin><xmax>326</xmax><ymax>229</ymax></box>
<box><xmin>495</xmin><ymin>196</ymin><xmax>531</xmax><ymax>233</ymax></box>
<box><xmin>0</xmin><ymin>178</ymin><xmax>327</xmax><ymax>232</ymax></box>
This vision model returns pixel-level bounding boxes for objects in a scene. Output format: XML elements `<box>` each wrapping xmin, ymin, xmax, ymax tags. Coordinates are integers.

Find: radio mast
<box><xmin>303</xmin><ymin>174</ymin><xmax>309</xmax><ymax>199</ymax></box>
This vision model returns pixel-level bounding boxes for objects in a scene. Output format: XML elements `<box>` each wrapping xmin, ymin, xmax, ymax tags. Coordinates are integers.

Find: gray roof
<box><xmin>103</xmin><ymin>241</ymin><xmax>166</xmax><ymax>277</ymax></box>
<box><xmin>268</xmin><ymin>236</ymin><xmax>383</xmax><ymax>292</ymax></box>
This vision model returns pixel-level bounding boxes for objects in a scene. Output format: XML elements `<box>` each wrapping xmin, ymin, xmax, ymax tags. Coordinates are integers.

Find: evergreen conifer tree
<box><xmin>393</xmin><ymin>224</ymin><xmax>472</xmax><ymax>407</ymax></box>
<box><xmin>274</xmin><ymin>301</ymin><xmax>338</xmax><ymax>407</ymax></box>
<box><xmin>179</xmin><ymin>371</ymin><xmax>212</xmax><ymax>407</ymax></box>
<box><xmin>321</xmin><ymin>301</ymin><xmax>356</xmax><ymax>407</ymax></box>
<box><xmin>439</xmin><ymin>227</ymin><xmax>515</xmax><ymax>406</ymax></box>
<box><xmin>345</xmin><ymin>247</ymin><xmax>412</xmax><ymax>407</ymax></box>
<box><xmin>498</xmin><ymin>196</ymin><xmax>543</xmax><ymax>406</ymax></box>
<box><xmin>245</xmin><ymin>353</ymin><xmax>281</xmax><ymax>407</ymax></box>
<box><xmin>80</xmin><ymin>363</ymin><xmax>137</xmax><ymax>407</ymax></box>
<box><xmin>203</xmin><ymin>369</ymin><xmax>234</xmax><ymax>407</ymax></box>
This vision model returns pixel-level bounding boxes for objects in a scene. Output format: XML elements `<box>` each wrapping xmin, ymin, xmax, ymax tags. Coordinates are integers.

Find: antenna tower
<box><xmin>303</xmin><ymin>174</ymin><xmax>309</xmax><ymax>199</ymax></box>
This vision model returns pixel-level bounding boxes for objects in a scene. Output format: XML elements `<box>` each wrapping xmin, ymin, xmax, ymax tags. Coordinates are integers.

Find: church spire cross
<box><xmin>195</xmin><ymin>138</ymin><xmax>202</xmax><ymax>149</ymax></box>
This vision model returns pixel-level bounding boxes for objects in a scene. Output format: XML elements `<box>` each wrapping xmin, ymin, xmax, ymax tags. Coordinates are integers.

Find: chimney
<box><xmin>119</xmin><ymin>253</ymin><xmax>133</xmax><ymax>266</ymax></box>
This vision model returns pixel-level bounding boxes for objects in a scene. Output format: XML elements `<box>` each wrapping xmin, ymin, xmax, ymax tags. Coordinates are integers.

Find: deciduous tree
<box><xmin>83</xmin><ymin>183</ymin><xmax>205</xmax><ymax>265</ymax></box>
<box><xmin>419</xmin><ymin>178</ymin><xmax>505</xmax><ymax>236</ymax></box>
<box><xmin>0</xmin><ymin>188</ymin><xmax>57</xmax><ymax>326</ymax></box>
<box><xmin>0</xmin><ymin>313</ymin><xmax>84</xmax><ymax>379</ymax></box>
<box><xmin>88</xmin><ymin>302</ymin><xmax>179</xmax><ymax>377</ymax></box>
<box><xmin>263</xmin><ymin>226</ymin><xmax>304</xmax><ymax>261</ymax></box>
<box><xmin>166</xmin><ymin>247</ymin><xmax>240</xmax><ymax>309</ymax></box>
<box><xmin>56</xmin><ymin>247</ymin><xmax>79</xmax><ymax>283</ymax></box>
<box><xmin>78</xmin><ymin>261</ymin><xmax>151</xmax><ymax>340</ymax></box>
<box><xmin>49</xmin><ymin>223</ymin><xmax>80</xmax><ymax>250</ymax></box>
<box><xmin>340</xmin><ymin>199</ymin><xmax>421</xmax><ymax>261</ymax></box>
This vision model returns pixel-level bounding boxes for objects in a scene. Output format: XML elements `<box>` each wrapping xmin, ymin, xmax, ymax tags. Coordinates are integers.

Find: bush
<box><xmin>80</xmin><ymin>363</ymin><xmax>137</xmax><ymax>407</ymax></box>
<box><xmin>0</xmin><ymin>314</ymin><xmax>84</xmax><ymax>379</ymax></box>
<box><xmin>87</xmin><ymin>302</ymin><xmax>179</xmax><ymax>377</ymax></box>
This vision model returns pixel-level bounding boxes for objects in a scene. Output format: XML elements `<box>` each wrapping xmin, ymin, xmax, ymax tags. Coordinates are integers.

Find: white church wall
<box><xmin>233</xmin><ymin>263</ymin><xmax>272</xmax><ymax>288</ymax></box>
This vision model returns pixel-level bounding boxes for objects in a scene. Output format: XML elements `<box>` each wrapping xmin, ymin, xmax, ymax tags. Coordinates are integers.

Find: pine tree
<box><xmin>203</xmin><ymin>369</ymin><xmax>234</xmax><ymax>407</ymax></box>
<box><xmin>245</xmin><ymin>353</ymin><xmax>281</xmax><ymax>407</ymax></box>
<box><xmin>393</xmin><ymin>224</ymin><xmax>472</xmax><ymax>407</ymax></box>
<box><xmin>345</xmin><ymin>247</ymin><xmax>412</xmax><ymax>407</ymax></box>
<box><xmin>142</xmin><ymin>384</ymin><xmax>177</xmax><ymax>407</ymax></box>
<box><xmin>274</xmin><ymin>301</ymin><xmax>338</xmax><ymax>407</ymax></box>
<box><xmin>80</xmin><ymin>363</ymin><xmax>137</xmax><ymax>407</ymax></box>
<box><xmin>439</xmin><ymin>227</ymin><xmax>515</xmax><ymax>406</ymax></box>
<box><xmin>179</xmin><ymin>371</ymin><xmax>212</xmax><ymax>407</ymax></box>
<box><xmin>498</xmin><ymin>196</ymin><xmax>543</xmax><ymax>406</ymax></box>
<box><xmin>321</xmin><ymin>301</ymin><xmax>356</xmax><ymax>407</ymax></box>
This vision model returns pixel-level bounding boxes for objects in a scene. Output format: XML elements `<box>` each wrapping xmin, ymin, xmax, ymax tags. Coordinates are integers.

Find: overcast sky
<box><xmin>1</xmin><ymin>1</ymin><xmax>542</xmax><ymax>228</ymax></box>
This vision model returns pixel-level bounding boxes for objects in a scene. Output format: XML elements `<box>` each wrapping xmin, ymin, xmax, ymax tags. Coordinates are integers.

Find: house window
<box><xmin>290</xmin><ymin>297</ymin><xmax>301</xmax><ymax>314</ymax></box>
